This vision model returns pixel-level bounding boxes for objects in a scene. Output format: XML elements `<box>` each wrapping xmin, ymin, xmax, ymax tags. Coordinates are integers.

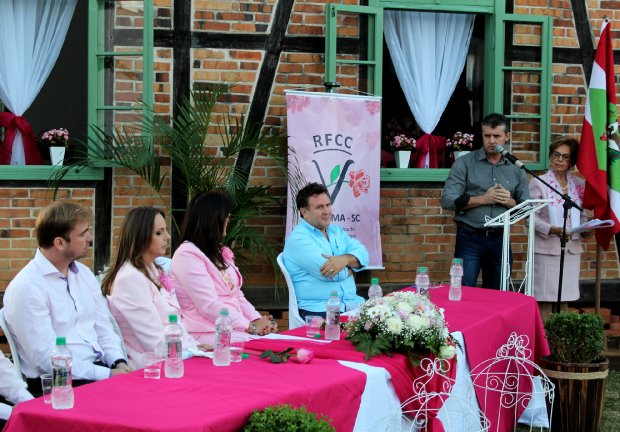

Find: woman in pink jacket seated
<box><xmin>103</xmin><ymin>207</ymin><xmax>201</xmax><ymax>369</ymax></box>
<box><xmin>170</xmin><ymin>190</ymin><xmax>277</xmax><ymax>346</ymax></box>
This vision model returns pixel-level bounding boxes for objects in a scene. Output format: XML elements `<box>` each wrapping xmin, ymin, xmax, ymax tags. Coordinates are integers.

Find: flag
<box><xmin>577</xmin><ymin>19</ymin><xmax>620</xmax><ymax>250</ymax></box>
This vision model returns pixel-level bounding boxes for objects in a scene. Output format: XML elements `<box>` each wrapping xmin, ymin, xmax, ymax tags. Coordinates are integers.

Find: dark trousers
<box><xmin>454</xmin><ymin>225</ymin><xmax>512</xmax><ymax>290</ymax></box>
<box><xmin>298</xmin><ymin>309</ymin><xmax>327</xmax><ymax>320</ymax></box>
<box><xmin>26</xmin><ymin>377</ymin><xmax>94</xmax><ymax>398</ymax></box>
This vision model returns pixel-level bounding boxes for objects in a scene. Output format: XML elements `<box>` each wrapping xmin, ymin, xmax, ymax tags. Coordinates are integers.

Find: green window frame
<box><xmin>85</xmin><ymin>0</ymin><xmax>154</xmax><ymax>180</ymax></box>
<box><xmin>325</xmin><ymin>0</ymin><xmax>552</xmax><ymax>182</ymax></box>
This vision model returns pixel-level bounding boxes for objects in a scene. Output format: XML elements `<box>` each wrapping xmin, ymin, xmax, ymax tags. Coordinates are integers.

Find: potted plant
<box><xmin>542</xmin><ymin>311</ymin><xmax>608</xmax><ymax>432</ymax></box>
<box><xmin>244</xmin><ymin>404</ymin><xmax>334</xmax><ymax>431</ymax></box>
<box><xmin>389</xmin><ymin>134</ymin><xmax>416</xmax><ymax>168</ymax></box>
<box><xmin>446</xmin><ymin>131</ymin><xmax>474</xmax><ymax>159</ymax></box>
<box><xmin>40</xmin><ymin>128</ymin><xmax>69</xmax><ymax>166</ymax></box>
<box><xmin>50</xmin><ymin>83</ymin><xmax>286</xmax><ymax>280</ymax></box>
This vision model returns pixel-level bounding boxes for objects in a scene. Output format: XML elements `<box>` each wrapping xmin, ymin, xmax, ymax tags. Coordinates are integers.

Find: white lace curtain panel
<box><xmin>0</xmin><ymin>0</ymin><xmax>77</xmax><ymax>165</ymax></box>
<box><xmin>384</xmin><ymin>10</ymin><xmax>475</xmax><ymax>135</ymax></box>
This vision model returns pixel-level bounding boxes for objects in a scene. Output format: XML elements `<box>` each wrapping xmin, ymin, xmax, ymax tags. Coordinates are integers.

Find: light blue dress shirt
<box><xmin>283</xmin><ymin>219</ymin><xmax>369</xmax><ymax>312</ymax></box>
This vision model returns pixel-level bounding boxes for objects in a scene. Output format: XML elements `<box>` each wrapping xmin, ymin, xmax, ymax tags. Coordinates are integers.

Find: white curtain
<box><xmin>384</xmin><ymin>10</ymin><xmax>474</xmax><ymax>134</ymax></box>
<box><xmin>0</xmin><ymin>0</ymin><xmax>77</xmax><ymax>165</ymax></box>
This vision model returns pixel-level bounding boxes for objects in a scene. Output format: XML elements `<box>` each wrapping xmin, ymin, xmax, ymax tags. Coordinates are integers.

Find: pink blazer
<box><xmin>170</xmin><ymin>242</ymin><xmax>261</xmax><ymax>345</ymax></box>
<box><xmin>107</xmin><ymin>262</ymin><xmax>196</xmax><ymax>369</ymax></box>
<box><xmin>529</xmin><ymin>173</ymin><xmax>586</xmax><ymax>255</ymax></box>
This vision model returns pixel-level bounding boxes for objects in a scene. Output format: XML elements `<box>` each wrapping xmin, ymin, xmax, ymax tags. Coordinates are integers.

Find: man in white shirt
<box><xmin>3</xmin><ymin>201</ymin><xmax>131</xmax><ymax>396</ymax></box>
<box><xmin>0</xmin><ymin>350</ymin><xmax>32</xmax><ymax>428</ymax></box>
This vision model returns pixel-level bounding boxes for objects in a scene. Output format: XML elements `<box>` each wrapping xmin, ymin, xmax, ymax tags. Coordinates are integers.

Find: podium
<box><xmin>483</xmin><ymin>199</ymin><xmax>552</xmax><ymax>295</ymax></box>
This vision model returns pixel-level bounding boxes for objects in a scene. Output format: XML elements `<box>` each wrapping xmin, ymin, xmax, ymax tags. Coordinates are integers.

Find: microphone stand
<box><xmin>502</xmin><ymin>153</ymin><xmax>582</xmax><ymax>313</ymax></box>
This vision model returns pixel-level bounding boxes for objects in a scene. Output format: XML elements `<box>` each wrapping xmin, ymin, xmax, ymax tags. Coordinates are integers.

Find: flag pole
<box><xmin>595</xmin><ymin>245</ymin><xmax>601</xmax><ymax>314</ymax></box>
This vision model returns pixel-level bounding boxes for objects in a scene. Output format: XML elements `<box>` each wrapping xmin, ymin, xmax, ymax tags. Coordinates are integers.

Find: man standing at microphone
<box><xmin>441</xmin><ymin>113</ymin><xmax>529</xmax><ymax>290</ymax></box>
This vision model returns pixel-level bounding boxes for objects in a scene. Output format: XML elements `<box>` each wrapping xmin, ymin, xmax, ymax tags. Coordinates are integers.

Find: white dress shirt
<box><xmin>3</xmin><ymin>249</ymin><xmax>125</xmax><ymax>381</ymax></box>
<box><xmin>0</xmin><ymin>350</ymin><xmax>33</xmax><ymax>420</ymax></box>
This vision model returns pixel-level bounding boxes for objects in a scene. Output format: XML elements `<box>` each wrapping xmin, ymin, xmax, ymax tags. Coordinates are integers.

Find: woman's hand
<box><xmin>197</xmin><ymin>343</ymin><xmax>213</xmax><ymax>351</ymax></box>
<box><xmin>247</xmin><ymin>315</ymin><xmax>278</xmax><ymax>336</ymax></box>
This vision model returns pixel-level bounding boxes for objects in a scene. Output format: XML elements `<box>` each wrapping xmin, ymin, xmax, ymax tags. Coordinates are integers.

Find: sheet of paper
<box><xmin>571</xmin><ymin>218</ymin><xmax>615</xmax><ymax>234</ymax></box>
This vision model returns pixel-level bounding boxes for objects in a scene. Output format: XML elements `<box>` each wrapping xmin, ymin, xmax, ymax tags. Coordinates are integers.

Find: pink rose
<box><xmin>348</xmin><ymin>169</ymin><xmax>370</xmax><ymax>198</ymax></box>
<box><xmin>296</xmin><ymin>348</ymin><xmax>314</xmax><ymax>364</ymax></box>
<box><xmin>159</xmin><ymin>272</ymin><xmax>174</xmax><ymax>293</ymax></box>
<box><xmin>221</xmin><ymin>246</ymin><xmax>234</xmax><ymax>261</ymax></box>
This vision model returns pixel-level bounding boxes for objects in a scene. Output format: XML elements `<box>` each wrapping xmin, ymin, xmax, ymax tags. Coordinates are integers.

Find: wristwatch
<box><xmin>111</xmin><ymin>359</ymin><xmax>127</xmax><ymax>369</ymax></box>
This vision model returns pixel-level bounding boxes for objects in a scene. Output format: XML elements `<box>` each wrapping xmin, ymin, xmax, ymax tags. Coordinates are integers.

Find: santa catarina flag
<box><xmin>577</xmin><ymin>19</ymin><xmax>620</xmax><ymax>250</ymax></box>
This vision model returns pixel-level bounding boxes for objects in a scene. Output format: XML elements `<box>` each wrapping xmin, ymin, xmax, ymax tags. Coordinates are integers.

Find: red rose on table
<box><xmin>348</xmin><ymin>170</ymin><xmax>370</xmax><ymax>198</ymax></box>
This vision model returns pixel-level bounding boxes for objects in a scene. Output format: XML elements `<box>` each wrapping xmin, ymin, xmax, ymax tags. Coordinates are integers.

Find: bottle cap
<box><xmin>168</xmin><ymin>314</ymin><xmax>178</xmax><ymax>323</ymax></box>
<box><xmin>330</xmin><ymin>290</ymin><xmax>338</xmax><ymax>296</ymax></box>
<box><xmin>56</xmin><ymin>336</ymin><xmax>66</xmax><ymax>346</ymax></box>
<box><xmin>313</xmin><ymin>333</ymin><xmax>322</xmax><ymax>339</ymax></box>
<box><xmin>452</xmin><ymin>258</ymin><xmax>463</xmax><ymax>265</ymax></box>
<box><xmin>371</xmin><ymin>277</ymin><xmax>379</xmax><ymax>284</ymax></box>
<box><xmin>417</xmin><ymin>266</ymin><xmax>428</xmax><ymax>272</ymax></box>
<box><xmin>241</xmin><ymin>353</ymin><xmax>249</xmax><ymax>360</ymax></box>
<box><xmin>220</xmin><ymin>308</ymin><xmax>229</xmax><ymax>316</ymax></box>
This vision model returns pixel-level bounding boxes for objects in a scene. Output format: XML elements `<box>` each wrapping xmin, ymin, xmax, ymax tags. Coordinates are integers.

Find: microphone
<box><xmin>495</xmin><ymin>144</ymin><xmax>525</xmax><ymax>168</ymax></box>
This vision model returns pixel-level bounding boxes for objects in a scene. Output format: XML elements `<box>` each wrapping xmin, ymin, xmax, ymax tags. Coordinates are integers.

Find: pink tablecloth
<box><xmin>5</xmin><ymin>356</ymin><xmax>366</xmax><ymax>432</ymax></box>
<box><xmin>425</xmin><ymin>286</ymin><xmax>550</xmax><ymax>431</ymax></box>
<box><xmin>248</xmin><ymin>286</ymin><xmax>549</xmax><ymax>432</ymax></box>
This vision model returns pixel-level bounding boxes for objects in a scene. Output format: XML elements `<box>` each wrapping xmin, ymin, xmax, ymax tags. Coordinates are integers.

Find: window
<box><xmin>86</xmin><ymin>0</ymin><xmax>154</xmax><ymax>178</ymax></box>
<box><xmin>325</xmin><ymin>0</ymin><xmax>552</xmax><ymax>182</ymax></box>
<box><xmin>0</xmin><ymin>0</ymin><xmax>153</xmax><ymax>181</ymax></box>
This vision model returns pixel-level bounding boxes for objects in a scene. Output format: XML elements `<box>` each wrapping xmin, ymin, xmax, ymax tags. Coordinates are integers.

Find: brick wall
<box><xmin>0</xmin><ymin>189</ymin><xmax>95</xmax><ymax>291</ymax></box>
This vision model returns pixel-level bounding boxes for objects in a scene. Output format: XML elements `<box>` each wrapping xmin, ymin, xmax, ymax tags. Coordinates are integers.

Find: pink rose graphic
<box><xmin>348</xmin><ymin>169</ymin><xmax>371</xmax><ymax>198</ymax></box>
<box><xmin>365</xmin><ymin>100</ymin><xmax>381</xmax><ymax>116</ymax></box>
<box><xmin>287</xmin><ymin>95</ymin><xmax>311</xmax><ymax>113</ymax></box>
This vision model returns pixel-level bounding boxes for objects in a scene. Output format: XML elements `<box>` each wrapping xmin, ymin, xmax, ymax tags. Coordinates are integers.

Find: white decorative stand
<box><xmin>395</xmin><ymin>150</ymin><xmax>411</xmax><ymax>168</ymax></box>
<box><xmin>454</xmin><ymin>150</ymin><xmax>470</xmax><ymax>159</ymax></box>
<box><xmin>483</xmin><ymin>199</ymin><xmax>552</xmax><ymax>295</ymax></box>
<box><xmin>50</xmin><ymin>146</ymin><xmax>66</xmax><ymax>166</ymax></box>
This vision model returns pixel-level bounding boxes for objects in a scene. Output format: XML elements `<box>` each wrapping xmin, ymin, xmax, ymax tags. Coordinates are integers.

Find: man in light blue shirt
<box><xmin>283</xmin><ymin>183</ymin><xmax>369</xmax><ymax>318</ymax></box>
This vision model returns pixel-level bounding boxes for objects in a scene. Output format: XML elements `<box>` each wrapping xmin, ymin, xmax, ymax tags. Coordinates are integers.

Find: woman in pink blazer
<box><xmin>170</xmin><ymin>191</ymin><xmax>277</xmax><ymax>346</ymax></box>
<box><xmin>529</xmin><ymin>136</ymin><xmax>590</xmax><ymax>319</ymax></box>
<box><xmin>103</xmin><ymin>207</ymin><xmax>200</xmax><ymax>369</ymax></box>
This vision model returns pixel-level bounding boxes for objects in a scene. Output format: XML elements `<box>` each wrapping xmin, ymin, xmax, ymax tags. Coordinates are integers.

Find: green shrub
<box><xmin>544</xmin><ymin>312</ymin><xmax>605</xmax><ymax>364</ymax></box>
<box><xmin>244</xmin><ymin>404</ymin><xmax>335</xmax><ymax>432</ymax></box>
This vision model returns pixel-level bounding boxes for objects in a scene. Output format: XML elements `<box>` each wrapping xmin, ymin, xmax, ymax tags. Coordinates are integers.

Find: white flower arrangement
<box><xmin>345</xmin><ymin>291</ymin><xmax>457</xmax><ymax>362</ymax></box>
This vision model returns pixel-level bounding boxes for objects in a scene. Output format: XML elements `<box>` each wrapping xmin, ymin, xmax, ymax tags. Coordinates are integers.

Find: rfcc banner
<box><xmin>285</xmin><ymin>90</ymin><xmax>383</xmax><ymax>268</ymax></box>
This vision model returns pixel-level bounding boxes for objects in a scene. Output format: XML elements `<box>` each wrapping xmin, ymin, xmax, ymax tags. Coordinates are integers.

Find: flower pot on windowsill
<box><xmin>395</xmin><ymin>150</ymin><xmax>411</xmax><ymax>168</ymax></box>
<box><xmin>453</xmin><ymin>150</ymin><xmax>470</xmax><ymax>159</ymax></box>
<box><xmin>49</xmin><ymin>146</ymin><xmax>66</xmax><ymax>166</ymax></box>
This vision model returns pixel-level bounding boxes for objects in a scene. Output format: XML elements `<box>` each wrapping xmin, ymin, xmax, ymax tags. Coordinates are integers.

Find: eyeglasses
<box><xmin>551</xmin><ymin>151</ymin><xmax>571</xmax><ymax>161</ymax></box>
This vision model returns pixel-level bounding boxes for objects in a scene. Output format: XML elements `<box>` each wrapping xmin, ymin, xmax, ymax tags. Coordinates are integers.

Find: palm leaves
<box><xmin>51</xmin><ymin>83</ymin><xmax>287</xmax><ymax>281</ymax></box>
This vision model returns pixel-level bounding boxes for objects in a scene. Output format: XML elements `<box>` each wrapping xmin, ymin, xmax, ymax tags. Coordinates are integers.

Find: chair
<box><xmin>401</xmin><ymin>357</ymin><xmax>490</xmax><ymax>431</ymax></box>
<box><xmin>276</xmin><ymin>253</ymin><xmax>304</xmax><ymax>329</ymax></box>
<box><xmin>469</xmin><ymin>333</ymin><xmax>555</xmax><ymax>432</ymax></box>
<box><xmin>0</xmin><ymin>308</ymin><xmax>23</xmax><ymax>380</ymax></box>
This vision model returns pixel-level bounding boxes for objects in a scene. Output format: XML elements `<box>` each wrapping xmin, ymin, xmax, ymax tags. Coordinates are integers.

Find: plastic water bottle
<box><xmin>449</xmin><ymin>258</ymin><xmax>464</xmax><ymax>301</ymax></box>
<box><xmin>415</xmin><ymin>267</ymin><xmax>430</xmax><ymax>296</ymax></box>
<box><xmin>51</xmin><ymin>337</ymin><xmax>74</xmax><ymax>410</ymax></box>
<box><xmin>213</xmin><ymin>308</ymin><xmax>232</xmax><ymax>367</ymax></box>
<box><xmin>164</xmin><ymin>314</ymin><xmax>184</xmax><ymax>378</ymax></box>
<box><xmin>325</xmin><ymin>290</ymin><xmax>341</xmax><ymax>340</ymax></box>
<box><xmin>368</xmin><ymin>277</ymin><xmax>383</xmax><ymax>300</ymax></box>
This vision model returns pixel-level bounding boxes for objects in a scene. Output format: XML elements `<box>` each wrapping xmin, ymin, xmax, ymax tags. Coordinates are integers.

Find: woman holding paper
<box><xmin>529</xmin><ymin>136</ymin><xmax>589</xmax><ymax>318</ymax></box>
